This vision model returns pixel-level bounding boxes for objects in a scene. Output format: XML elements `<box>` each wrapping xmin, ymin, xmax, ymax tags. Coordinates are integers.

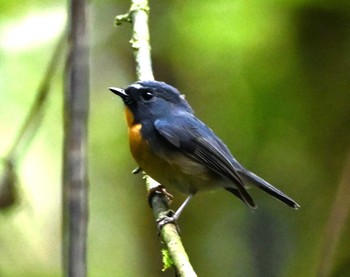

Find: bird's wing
<box><xmin>154</xmin><ymin>116</ymin><xmax>256</xmax><ymax>208</ymax></box>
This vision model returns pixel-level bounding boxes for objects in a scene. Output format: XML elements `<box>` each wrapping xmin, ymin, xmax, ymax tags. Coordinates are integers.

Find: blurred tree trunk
<box><xmin>62</xmin><ymin>0</ymin><xmax>89</xmax><ymax>276</ymax></box>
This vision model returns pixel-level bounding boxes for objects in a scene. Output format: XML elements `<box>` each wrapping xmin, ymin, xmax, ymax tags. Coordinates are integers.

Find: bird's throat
<box><xmin>124</xmin><ymin>106</ymin><xmax>135</xmax><ymax>127</ymax></box>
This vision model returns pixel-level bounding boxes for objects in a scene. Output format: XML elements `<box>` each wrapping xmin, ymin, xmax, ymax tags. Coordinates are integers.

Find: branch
<box><xmin>62</xmin><ymin>0</ymin><xmax>89</xmax><ymax>276</ymax></box>
<box><xmin>146</xmin><ymin>178</ymin><xmax>197</xmax><ymax>276</ymax></box>
<box><xmin>6</xmin><ymin>34</ymin><xmax>66</xmax><ymax>163</ymax></box>
<box><xmin>115</xmin><ymin>0</ymin><xmax>154</xmax><ymax>80</ymax></box>
<box><xmin>116</xmin><ymin>1</ymin><xmax>197</xmax><ymax>276</ymax></box>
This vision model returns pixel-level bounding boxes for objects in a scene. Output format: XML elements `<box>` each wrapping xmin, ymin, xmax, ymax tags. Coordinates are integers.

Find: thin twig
<box><xmin>62</xmin><ymin>0</ymin><xmax>89</xmax><ymax>276</ymax></box>
<box><xmin>6</xmin><ymin>34</ymin><xmax>66</xmax><ymax>163</ymax></box>
<box><xmin>0</xmin><ymin>33</ymin><xmax>65</xmax><ymax>210</ymax></box>
<box><xmin>116</xmin><ymin>1</ymin><xmax>197</xmax><ymax>276</ymax></box>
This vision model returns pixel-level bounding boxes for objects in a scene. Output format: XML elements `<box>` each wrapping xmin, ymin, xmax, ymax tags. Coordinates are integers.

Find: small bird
<box><xmin>110</xmin><ymin>81</ymin><xmax>299</xmax><ymax>224</ymax></box>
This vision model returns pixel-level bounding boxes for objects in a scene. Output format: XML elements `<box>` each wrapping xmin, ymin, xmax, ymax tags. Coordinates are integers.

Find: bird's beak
<box><xmin>109</xmin><ymin>87</ymin><xmax>128</xmax><ymax>100</ymax></box>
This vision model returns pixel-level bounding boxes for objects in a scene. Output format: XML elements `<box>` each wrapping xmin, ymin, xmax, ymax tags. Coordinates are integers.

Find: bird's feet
<box><xmin>156</xmin><ymin>210</ymin><xmax>181</xmax><ymax>234</ymax></box>
<box><xmin>147</xmin><ymin>185</ymin><xmax>174</xmax><ymax>206</ymax></box>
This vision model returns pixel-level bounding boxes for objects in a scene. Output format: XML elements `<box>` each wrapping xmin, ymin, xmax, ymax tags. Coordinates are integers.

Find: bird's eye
<box><xmin>141</xmin><ymin>90</ymin><xmax>155</xmax><ymax>101</ymax></box>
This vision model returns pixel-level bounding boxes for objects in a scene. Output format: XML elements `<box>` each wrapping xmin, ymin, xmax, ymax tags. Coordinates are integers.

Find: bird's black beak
<box><xmin>109</xmin><ymin>87</ymin><xmax>128</xmax><ymax>100</ymax></box>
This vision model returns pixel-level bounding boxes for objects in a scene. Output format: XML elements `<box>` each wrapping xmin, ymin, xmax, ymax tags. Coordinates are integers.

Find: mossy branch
<box><xmin>115</xmin><ymin>1</ymin><xmax>197</xmax><ymax>276</ymax></box>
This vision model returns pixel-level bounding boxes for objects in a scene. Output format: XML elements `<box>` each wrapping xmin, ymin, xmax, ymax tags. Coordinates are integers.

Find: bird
<box><xmin>109</xmin><ymin>80</ymin><xmax>299</xmax><ymax>225</ymax></box>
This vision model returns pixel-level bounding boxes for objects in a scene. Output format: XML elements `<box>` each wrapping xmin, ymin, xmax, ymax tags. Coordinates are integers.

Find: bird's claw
<box><xmin>148</xmin><ymin>185</ymin><xmax>174</xmax><ymax>207</ymax></box>
<box><xmin>157</xmin><ymin>215</ymin><xmax>176</xmax><ymax>228</ymax></box>
<box><xmin>156</xmin><ymin>210</ymin><xmax>181</xmax><ymax>234</ymax></box>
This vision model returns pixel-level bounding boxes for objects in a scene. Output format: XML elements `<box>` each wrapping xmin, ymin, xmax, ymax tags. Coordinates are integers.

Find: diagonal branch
<box><xmin>6</xmin><ymin>34</ymin><xmax>66</xmax><ymax>163</ymax></box>
<box><xmin>0</xmin><ymin>33</ymin><xmax>65</xmax><ymax>210</ymax></box>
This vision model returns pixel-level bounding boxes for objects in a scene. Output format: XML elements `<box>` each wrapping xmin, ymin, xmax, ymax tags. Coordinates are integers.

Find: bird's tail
<box><xmin>239</xmin><ymin>170</ymin><xmax>300</xmax><ymax>209</ymax></box>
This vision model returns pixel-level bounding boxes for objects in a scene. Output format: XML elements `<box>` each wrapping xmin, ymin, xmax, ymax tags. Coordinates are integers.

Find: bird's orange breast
<box><xmin>128</xmin><ymin>122</ymin><xmax>172</xmax><ymax>182</ymax></box>
<box><xmin>124</xmin><ymin>107</ymin><xmax>214</xmax><ymax>194</ymax></box>
<box><xmin>125</xmin><ymin>107</ymin><xmax>174</xmax><ymax>183</ymax></box>
<box><xmin>124</xmin><ymin>106</ymin><xmax>146</xmax><ymax>162</ymax></box>
<box><xmin>124</xmin><ymin>106</ymin><xmax>157</xmax><ymax>169</ymax></box>
<box><xmin>128</xmin><ymin>122</ymin><xmax>146</xmax><ymax>162</ymax></box>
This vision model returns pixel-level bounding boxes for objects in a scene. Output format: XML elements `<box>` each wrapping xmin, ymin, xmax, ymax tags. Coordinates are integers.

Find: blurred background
<box><xmin>1</xmin><ymin>0</ymin><xmax>350</xmax><ymax>276</ymax></box>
